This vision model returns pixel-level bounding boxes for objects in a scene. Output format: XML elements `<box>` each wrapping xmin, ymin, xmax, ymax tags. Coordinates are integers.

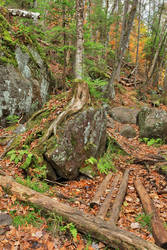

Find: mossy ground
<box><xmin>0</xmin><ymin>8</ymin><xmax>50</xmax><ymax>80</ymax></box>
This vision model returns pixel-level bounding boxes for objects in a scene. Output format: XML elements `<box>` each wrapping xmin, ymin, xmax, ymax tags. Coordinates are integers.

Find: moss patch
<box><xmin>0</xmin><ymin>12</ymin><xmax>17</xmax><ymax>66</ymax></box>
<box><xmin>158</xmin><ymin>165</ymin><xmax>167</xmax><ymax>177</ymax></box>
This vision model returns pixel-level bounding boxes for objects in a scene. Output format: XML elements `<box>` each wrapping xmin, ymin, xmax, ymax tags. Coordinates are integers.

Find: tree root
<box><xmin>41</xmin><ymin>80</ymin><xmax>90</xmax><ymax>142</ymax></box>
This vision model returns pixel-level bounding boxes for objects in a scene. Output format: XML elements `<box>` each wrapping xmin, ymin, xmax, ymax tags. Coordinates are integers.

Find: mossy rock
<box><xmin>79</xmin><ymin>166</ymin><xmax>96</xmax><ymax>179</ymax></box>
<box><xmin>137</xmin><ymin>107</ymin><xmax>167</xmax><ymax>140</ymax></box>
<box><xmin>157</xmin><ymin>165</ymin><xmax>167</xmax><ymax>177</ymax></box>
<box><xmin>45</xmin><ymin>107</ymin><xmax>107</xmax><ymax>180</ymax></box>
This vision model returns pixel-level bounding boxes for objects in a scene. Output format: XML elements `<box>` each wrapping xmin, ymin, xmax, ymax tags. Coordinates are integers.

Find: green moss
<box><xmin>45</xmin><ymin>136</ymin><xmax>58</xmax><ymax>155</ymax></box>
<box><xmin>0</xmin><ymin>56</ymin><xmax>17</xmax><ymax>66</ymax></box>
<box><xmin>26</xmin><ymin>109</ymin><xmax>50</xmax><ymax>130</ymax></box>
<box><xmin>5</xmin><ymin>124</ymin><xmax>18</xmax><ymax>132</ymax></box>
<box><xmin>8</xmin><ymin>135</ymin><xmax>22</xmax><ymax>150</ymax></box>
<box><xmin>0</xmin><ymin>137</ymin><xmax>10</xmax><ymax>146</ymax></box>
<box><xmin>159</xmin><ymin>165</ymin><xmax>167</xmax><ymax>177</ymax></box>
<box><xmin>71</xmin><ymin>134</ymin><xmax>77</xmax><ymax>147</ymax></box>
<box><xmin>0</xmin><ymin>12</ymin><xmax>10</xmax><ymax>31</ymax></box>
<box><xmin>79</xmin><ymin>165</ymin><xmax>96</xmax><ymax>177</ymax></box>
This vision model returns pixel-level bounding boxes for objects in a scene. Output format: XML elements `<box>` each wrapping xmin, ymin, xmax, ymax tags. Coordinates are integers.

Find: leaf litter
<box><xmin>0</xmin><ymin>85</ymin><xmax>167</xmax><ymax>249</ymax></box>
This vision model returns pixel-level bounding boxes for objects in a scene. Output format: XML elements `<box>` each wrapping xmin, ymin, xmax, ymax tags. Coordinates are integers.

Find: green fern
<box><xmin>60</xmin><ymin>222</ymin><xmax>78</xmax><ymax>240</ymax></box>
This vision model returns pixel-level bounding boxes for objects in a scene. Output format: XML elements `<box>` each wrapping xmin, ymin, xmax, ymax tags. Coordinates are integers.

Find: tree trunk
<box><xmin>134</xmin><ymin>0</ymin><xmax>141</xmax><ymax>86</ymax></box>
<box><xmin>62</xmin><ymin>2</ymin><xmax>67</xmax><ymax>87</ymax></box>
<box><xmin>111</xmin><ymin>0</ymin><xmax>118</xmax><ymax>14</ymax></box>
<box><xmin>33</xmin><ymin>0</ymin><xmax>37</xmax><ymax>8</ymax></box>
<box><xmin>147</xmin><ymin>23</ymin><xmax>167</xmax><ymax>82</ymax></box>
<box><xmin>41</xmin><ymin>0</ymin><xmax>90</xmax><ymax>142</ymax></box>
<box><xmin>105</xmin><ymin>0</ymin><xmax>138</xmax><ymax>99</ymax></box>
<box><xmin>0</xmin><ymin>175</ymin><xmax>163</xmax><ymax>250</ymax></box>
<box><xmin>75</xmin><ymin>0</ymin><xmax>84</xmax><ymax>79</ymax></box>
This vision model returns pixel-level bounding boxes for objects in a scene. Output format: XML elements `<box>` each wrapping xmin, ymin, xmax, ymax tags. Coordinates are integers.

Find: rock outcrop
<box><xmin>109</xmin><ymin>107</ymin><xmax>139</xmax><ymax>124</ymax></box>
<box><xmin>45</xmin><ymin>108</ymin><xmax>107</xmax><ymax>180</ymax></box>
<box><xmin>0</xmin><ymin>47</ymin><xmax>51</xmax><ymax>126</ymax></box>
<box><xmin>137</xmin><ymin>107</ymin><xmax>167</xmax><ymax>140</ymax></box>
<box><xmin>0</xmin><ymin>11</ymin><xmax>53</xmax><ymax>126</ymax></box>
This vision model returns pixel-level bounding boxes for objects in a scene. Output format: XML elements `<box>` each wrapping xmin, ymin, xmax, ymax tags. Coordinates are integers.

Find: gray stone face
<box><xmin>0</xmin><ymin>47</ymin><xmax>50</xmax><ymax>126</ymax></box>
<box><xmin>45</xmin><ymin>108</ymin><xmax>107</xmax><ymax>180</ymax></box>
<box><xmin>109</xmin><ymin>107</ymin><xmax>140</xmax><ymax>124</ymax></box>
<box><xmin>120</xmin><ymin>125</ymin><xmax>136</xmax><ymax>138</ymax></box>
<box><xmin>137</xmin><ymin>107</ymin><xmax>167</xmax><ymax>140</ymax></box>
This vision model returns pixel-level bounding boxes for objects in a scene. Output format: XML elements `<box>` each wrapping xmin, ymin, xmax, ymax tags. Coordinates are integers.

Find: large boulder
<box><xmin>120</xmin><ymin>125</ymin><xmax>136</xmax><ymax>138</ymax></box>
<box><xmin>109</xmin><ymin>107</ymin><xmax>140</xmax><ymax>124</ymax></box>
<box><xmin>137</xmin><ymin>107</ymin><xmax>167</xmax><ymax>140</ymax></box>
<box><xmin>0</xmin><ymin>47</ymin><xmax>51</xmax><ymax>126</ymax></box>
<box><xmin>45</xmin><ymin>108</ymin><xmax>107</xmax><ymax>180</ymax></box>
<box><xmin>0</xmin><ymin>12</ymin><xmax>54</xmax><ymax>126</ymax></box>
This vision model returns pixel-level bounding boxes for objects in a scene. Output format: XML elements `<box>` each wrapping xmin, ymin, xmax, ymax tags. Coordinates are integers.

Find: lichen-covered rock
<box><xmin>0</xmin><ymin>11</ymin><xmax>53</xmax><ymax>126</ymax></box>
<box><xmin>109</xmin><ymin>107</ymin><xmax>140</xmax><ymax>124</ymax></box>
<box><xmin>45</xmin><ymin>108</ymin><xmax>107</xmax><ymax>180</ymax></box>
<box><xmin>120</xmin><ymin>125</ymin><xmax>136</xmax><ymax>138</ymax></box>
<box><xmin>0</xmin><ymin>46</ymin><xmax>50</xmax><ymax>126</ymax></box>
<box><xmin>137</xmin><ymin>107</ymin><xmax>167</xmax><ymax>140</ymax></box>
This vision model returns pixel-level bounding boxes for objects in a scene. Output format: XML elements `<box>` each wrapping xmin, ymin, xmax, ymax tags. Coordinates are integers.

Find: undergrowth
<box><xmin>45</xmin><ymin>213</ymin><xmax>77</xmax><ymax>240</ymax></box>
<box><xmin>85</xmin><ymin>138</ymin><xmax>125</xmax><ymax>174</ymax></box>
<box><xmin>140</xmin><ymin>137</ymin><xmax>164</xmax><ymax>147</ymax></box>
<box><xmin>7</xmin><ymin>145</ymin><xmax>47</xmax><ymax>179</ymax></box>
<box><xmin>85</xmin><ymin>77</ymin><xmax>108</xmax><ymax>102</ymax></box>
<box><xmin>10</xmin><ymin>208</ymin><xmax>44</xmax><ymax>228</ymax></box>
<box><xmin>135</xmin><ymin>213</ymin><xmax>152</xmax><ymax>232</ymax></box>
<box><xmin>16</xmin><ymin>176</ymin><xmax>49</xmax><ymax>193</ymax></box>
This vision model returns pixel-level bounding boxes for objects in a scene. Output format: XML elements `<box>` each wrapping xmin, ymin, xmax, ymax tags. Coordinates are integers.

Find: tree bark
<box><xmin>134</xmin><ymin>178</ymin><xmax>167</xmax><ymax>248</ymax></box>
<box><xmin>75</xmin><ymin>0</ymin><xmax>84</xmax><ymax>79</ymax></box>
<box><xmin>0</xmin><ymin>175</ymin><xmax>163</xmax><ymax>250</ymax></box>
<box><xmin>147</xmin><ymin>22</ymin><xmax>167</xmax><ymax>81</ymax></box>
<box><xmin>109</xmin><ymin>169</ymin><xmax>129</xmax><ymax>225</ymax></box>
<box><xmin>97</xmin><ymin>173</ymin><xmax>120</xmax><ymax>220</ymax></box>
<box><xmin>90</xmin><ymin>172</ymin><xmax>113</xmax><ymax>207</ymax></box>
<box><xmin>41</xmin><ymin>0</ymin><xmax>90</xmax><ymax>142</ymax></box>
<box><xmin>105</xmin><ymin>0</ymin><xmax>138</xmax><ymax>98</ymax></box>
<box><xmin>33</xmin><ymin>0</ymin><xmax>38</xmax><ymax>8</ymax></box>
<box><xmin>8</xmin><ymin>8</ymin><xmax>40</xmax><ymax>20</ymax></box>
<box><xmin>41</xmin><ymin>80</ymin><xmax>90</xmax><ymax>141</ymax></box>
<box><xmin>134</xmin><ymin>0</ymin><xmax>141</xmax><ymax>86</ymax></box>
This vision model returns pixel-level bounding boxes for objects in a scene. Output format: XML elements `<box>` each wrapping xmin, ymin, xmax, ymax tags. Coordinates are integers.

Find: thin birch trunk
<box><xmin>134</xmin><ymin>0</ymin><xmax>141</xmax><ymax>86</ymax></box>
<box><xmin>105</xmin><ymin>0</ymin><xmax>138</xmax><ymax>99</ymax></box>
<box><xmin>111</xmin><ymin>0</ymin><xmax>118</xmax><ymax>14</ymax></box>
<box><xmin>75</xmin><ymin>0</ymin><xmax>84</xmax><ymax>79</ymax></box>
<box><xmin>33</xmin><ymin>0</ymin><xmax>37</xmax><ymax>8</ymax></box>
<box><xmin>62</xmin><ymin>2</ymin><xmax>67</xmax><ymax>87</ymax></box>
<box><xmin>148</xmin><ymin>23</ymin><xmax>167</xmax><ymax>81</ymax></box>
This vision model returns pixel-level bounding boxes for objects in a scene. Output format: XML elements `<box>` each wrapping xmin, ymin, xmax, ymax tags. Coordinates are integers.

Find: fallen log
<box><xmin>97</xmin><ymin>173</ymin><xmax>120</xmax><ymax>220</ymax></box>
<box><xmin>133</xmin><ymin>155</ymin><xmax>166</xmax><ymax>165</ymax></box>
<box><xmin>90</xmin><ymin>172</ymin><xmax>113</xmax><ymax>207</ymax></box>
<box><xmin>134</xmin><ymin>178</ymin><xmax>167</xmax><ymax>248</ymax></box>
<box><xmin>109</xmin><ymin>169</ymin><xmax>129</xmax><ymax>225</ymax></box>
<box><xmin>0</xmin><ymin>175</ymin><xmax>163</xmax><ymax>250</ymax></box>
<box><xmin>8</xmin><ymin>8</ymin><xmax>40</xmax><ymax>20</ymax></box>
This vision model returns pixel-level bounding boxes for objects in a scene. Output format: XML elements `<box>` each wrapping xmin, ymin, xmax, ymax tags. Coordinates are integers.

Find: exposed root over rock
<box><xmin>42</xmin><ymin>80</ymin><xmax>90</xmax><ymax>142</ymax></box>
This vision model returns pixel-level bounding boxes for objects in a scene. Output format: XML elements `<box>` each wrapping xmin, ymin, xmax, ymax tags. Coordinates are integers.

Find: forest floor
<box><xmin>0</xmin><ymin>83</ymin><xmax>167</xmax><ymax>250</ymax></box>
